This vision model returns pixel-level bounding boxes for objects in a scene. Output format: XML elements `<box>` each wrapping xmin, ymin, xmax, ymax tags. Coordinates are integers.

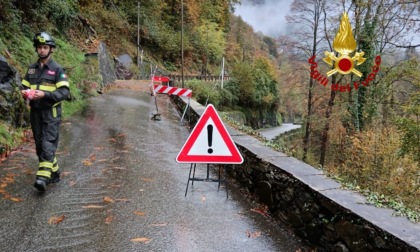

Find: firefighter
<box><xmin>21</xmin><ymin>32</ymin><xmax>70</xmax><ymax>192</ymax></box>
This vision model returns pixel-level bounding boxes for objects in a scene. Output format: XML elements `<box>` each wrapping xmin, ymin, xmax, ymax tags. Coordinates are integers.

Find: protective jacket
<box><xmin>22</xmin><ymin>59</ymin><xmax>70</xmax><ymax>179</ymax></box>
<box><xmin>22</xmin><ymin>59</ymin><xmax>70</xmax><ymax>109</ymax></box>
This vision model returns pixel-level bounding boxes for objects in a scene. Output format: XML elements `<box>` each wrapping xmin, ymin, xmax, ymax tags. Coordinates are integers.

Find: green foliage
<box><xmin>39</xmin><ymin>0</ymin><xmax>78</xmax><ymax>31</ymax></box>
<box><xmin>185</xmin><ymin>79</ymin><xmax>221</xmax><ymax>106</ymax></box>
<box><xmin>218</xmin><ymin>82</ymin><xmax>239</xmax><ymax>109</ymax></box>
<box><xmin>350</xmin><ymin>14</ymin><xmax>377</xmax><ymax>131</ymax></box>
<box><xmin>0</xmin><ymin>0</ymin><xmax>25</xmax><ymax>35</ymax></box>
<box><xmin>324</xmin><ymin>126</ymin><xmax>420</xmax><ymax>218</ymax></box>
<box><xmin>230</xmin><ymin>63</ymin><xmax>254</xmax><ymax>104</ymax></box>
<box><xmin>263</xmin><ymin>36</ymin><xmax>278</xmax><ymax>58</ymax></box>
<box><xmin>3</xmin><ymin>0</ymin><xmax>78</xmax><ymax>32</ymax></box>
<box><xmin>0</xmin><ymin>34</ymin><xmax>34</xmax><ymax>74</ymax></box>
<box><xmin>193</xmin><ymin>21</ymin><xmax>226</xmax><ymax>63</ymax></box>
<box><xmin>53</xmin><ymin>37</ymin><xmax>89</xmax><ymax>118</ymax></box>
<box><xmin>252</xmin><ymin>57</ymin><xmax>278</xmax><ymax>107</ymax></box>
<box><xmin>226</xmin><ymin>57</ymin><xmax>280</xmax><ymax>128</ymax></box>
<box><xmin>365</xmin><ymin>192</ymin><xmax>420</xmax><ymax>223</ymax></box>
<box><xmin>142</xmin><ymin>13</ymin><xmax>187</xmax><ymax>63</ymax></box>
<box><xmin>0</xmin><ymin>124</ymin><xmax>13</xmax><ymax>147</ymax></box>
<box><xmin>0</xmin><ymin>123</ymin><xmax>24</xmax><ymax>155</ymax></box>
<box><xmin>396</xmin><ymin>86</ymin><xmax>420</xmax><ymax>161</ymax></box>
<box><xmin>221</xmin><ymin>113</ymin><xmax>264</xmax><ymax>139</ymax></box>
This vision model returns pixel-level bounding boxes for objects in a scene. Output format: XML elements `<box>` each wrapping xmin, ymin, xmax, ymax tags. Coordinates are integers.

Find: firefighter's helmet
<box><xmin>33</xmin><ymin>32</ymin><xmax>56</xmax><ymax>48</ymax></box>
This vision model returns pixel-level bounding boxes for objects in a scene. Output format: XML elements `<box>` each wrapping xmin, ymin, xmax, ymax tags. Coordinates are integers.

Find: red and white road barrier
<box><xmin>153</xmin><ymin>85</ymin><xmax>192</xmax><ymax>97</ymax></box>
<box><xmin>153</xmin><ymin>76</ymin><xmax>170</xmax><ymax>82</ymax></box>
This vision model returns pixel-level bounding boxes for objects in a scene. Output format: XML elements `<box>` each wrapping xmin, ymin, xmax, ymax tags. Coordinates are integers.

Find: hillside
<box><xmin>0</xmin><ymin>1</ymin><xmax>280</xmax><ymax>157</ymax></box>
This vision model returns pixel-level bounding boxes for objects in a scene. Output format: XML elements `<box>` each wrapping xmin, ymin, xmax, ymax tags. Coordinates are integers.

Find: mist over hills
<box><xmin>234</xmin><ymin>0</ymin><xmax>293</xmax><ymax>37</ymax></box>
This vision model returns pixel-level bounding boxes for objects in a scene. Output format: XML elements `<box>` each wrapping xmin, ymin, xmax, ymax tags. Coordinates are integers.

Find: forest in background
<box><xmin>274</xmin><ymin>0</ymin><xmax>419</xmax><ymax>221</ymax></box>
<box><xmin>0</xmin><ymin>0</ymin><xmax>418</xmax><ymax>221</ymax></box>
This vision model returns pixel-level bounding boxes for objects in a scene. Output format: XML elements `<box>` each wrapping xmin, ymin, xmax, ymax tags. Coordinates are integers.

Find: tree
<box><xmin>286</xmin><ymin>0</ymin><xmax>328</xmax><ymax>162</ymax></box>
<box><xmin>349</xmin><ymin>0</ymin><xmax>420</xmax><ymax>131</ymax></box>
<box><xmin>193</xmin><ymin>21</ymin><xmax>226</xmax><ymax>73</ymax></box>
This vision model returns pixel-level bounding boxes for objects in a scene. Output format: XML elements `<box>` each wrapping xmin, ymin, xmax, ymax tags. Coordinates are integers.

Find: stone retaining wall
<box><xmin>171</xmin><ymin>95</ymin><xmax>420</xmax><ymax>251</ymax></box>
<box><xmin>98</xmin><ymin>42</ymin><xmax>116</xmax><ymax>88</ymax></box>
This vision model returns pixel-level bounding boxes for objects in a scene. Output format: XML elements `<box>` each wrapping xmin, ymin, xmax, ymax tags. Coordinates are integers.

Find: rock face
<box><xmin>0</xmin><ymin>56</ymin><xmax>29</xmax><ymax>128</ymax></box>
<box><xmin>98</xmin><ymin>42</ymin><xmax>116</xmax><ymax>89</ymax></box>
<box><xmin>115</xmin><ymin>54</ymin><xmax>134</xmax><ymax>80</ymax></box>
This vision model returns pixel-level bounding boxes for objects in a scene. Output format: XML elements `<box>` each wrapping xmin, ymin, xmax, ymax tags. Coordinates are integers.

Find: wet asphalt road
<box><xmin>0</xmin><ymin>87</ymin><xmax>307</xmax><ymax>251</ymax></box>
<box><xmin>258</xmin><ymin>124</ymin><xmax>302</xmax><ymax>141</ymax></box>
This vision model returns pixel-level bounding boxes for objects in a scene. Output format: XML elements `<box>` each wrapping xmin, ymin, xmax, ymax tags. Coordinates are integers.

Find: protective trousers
<box><xmin>30</xmin><ymin>106</ymin><xmax>61</xmax><ymax>179</ymax></box>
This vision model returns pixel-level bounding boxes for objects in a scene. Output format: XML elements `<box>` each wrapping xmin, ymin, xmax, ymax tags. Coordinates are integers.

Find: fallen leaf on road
<box><xmin>4</xmin><ymin>167</ymin><xmax>18</xmax><ymax>171</ymax></box>
<box><xmin>22</xmin><ymin>169</ymin><xmax>33</xmax><ymax>175</ymax></box>
<box><xmin>142</xmin><ymin>178</ymin><xmax>153</xmax><ymax>182</ymax></box>
<box><xmin>115</xmin><ymin>198</ymin><xmax>129</xmax><ymax>202</ymax></box>
<box><xmin>69</xmin><ymin>181</ymin><xmax>76</xmax><ymax>187</ymax></box>
<box><xmin>201</xmin><ymin>195</ymin><xmax>206</xmax><ymax>202</ymax></box>
<box><xmin>133</xmin><ymin>211</ymin><xmax>146</xmax><ymax>216</ymax></box>
<box><xmin>81</xmin><ymin>205</ymin><xmax>104</xmax><ymax>209</ymax></box>
<box><xmin>112</xmin><ymin>167</ymin><xmax>127</xmax><ymax>170</ymax></box>
<box><xmin>89</xmin><ymin>153</ymin><xmax>96</xmax><ymax>162</ymax></box>
<box><xmin>4</xmin><ymin>173</ymin><xmax>16</xmax><ymax>182</ymax></box>
<box><xmin>104</xmin><ymin>196</ymin><xmax>114</xmax><ymax>203</ymax></box>
<box><xmin>246</xmin><ymin>230</ymin><xmax>262</xmax><ymax>238</ymax></box>
<box><xmin>2</xmin><ymin>192</ymin><xmax>11</xmax><ymax>198</ymax></box>
<box><xmin>105</xmin><ymin>216</ymin><xmax>113</xmax><ymax>224</ymax></box>
<box><xmin>108</xmin><ymin>138</ymin><xmax>116</xmax><ymax>142</ymax></box>
<box><xmin>250</xmin><ymin>206</ymin><xmax>270</xmax><ymax>217</ymax></box>
<box><xmin>10</xmin><ymin>197</ymin><xmax>23</xmax><ymax>202</ymax></box>
<box><xmin>48</xmin><ymin>215</ymin><xmax>65</xmax><ymax>225</ymax></box>
<box><xmin>82</xmin><ymin>160</ymin><xmax>92</xmax><ymax>166</ymax></box>
<box><xmin>61</xmin><ymin>171</ymin><xmax>71</xmax><ymax>177</ymax></box>
<box><xmin>130</xmin><ymin>237</ymin><xmax>151</xmax><ymax>243</ymax></box>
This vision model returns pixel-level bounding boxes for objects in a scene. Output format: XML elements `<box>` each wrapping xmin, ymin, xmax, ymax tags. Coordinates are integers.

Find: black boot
<box><xmin>34</xmin><ymin>176</ymin><xmax>48</xmax><ymax>192</ymax></box>
<box><xmin>48</xmin><ymin>171</ymin><xmax>61</xmax><ymax>184</ymax></box>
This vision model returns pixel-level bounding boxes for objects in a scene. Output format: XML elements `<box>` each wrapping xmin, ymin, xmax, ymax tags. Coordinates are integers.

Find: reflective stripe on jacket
<box><xmin>22</xmin><ymin>59</ymin><xmax>70</xmax><ymax>109</ymax></box>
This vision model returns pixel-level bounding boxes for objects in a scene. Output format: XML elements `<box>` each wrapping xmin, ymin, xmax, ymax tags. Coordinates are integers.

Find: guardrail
<box><xmin>168</xmin><ymin>74</ymin><xmax>230</xmax><ymax>82</ymax></box>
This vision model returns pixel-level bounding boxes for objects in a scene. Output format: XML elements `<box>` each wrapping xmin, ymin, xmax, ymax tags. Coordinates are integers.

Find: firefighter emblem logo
<box><xmin>323</xmin><ymin>13</ymin><xmax>366</xmax><ymax>77</ymax></box>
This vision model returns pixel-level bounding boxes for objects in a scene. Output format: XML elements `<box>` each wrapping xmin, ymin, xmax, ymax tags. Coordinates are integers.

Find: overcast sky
<box><xmin>234</xmin><ymin>0</ymin><xmax>294</xmax><ymax>37</ymax></box>
<box><xmin>234</xmin><ymin>1</ymin><xmax>420</xmax><ymax>47</ymax></box>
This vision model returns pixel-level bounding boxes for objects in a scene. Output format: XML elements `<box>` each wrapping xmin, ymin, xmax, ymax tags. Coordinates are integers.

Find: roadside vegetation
<box><xmin>0</xmin><ymin>0</ymin><xmax>418</xmax><ymax>222</ymax></box>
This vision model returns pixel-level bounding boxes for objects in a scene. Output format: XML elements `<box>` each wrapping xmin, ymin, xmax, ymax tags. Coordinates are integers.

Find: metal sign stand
<box><xmin>185</xmin><ymin>163</ymin><xmax>228</xmax><ymax>198</ymax></box>
<box><xmin>179</xmin><ymin>98</ymin><xmax>190</xmax><ymax>125</ymax></box>
<box><xmin>150</xmin><ymin>66</ymin><xmax>161</xmax><ymax>121</ymax></box>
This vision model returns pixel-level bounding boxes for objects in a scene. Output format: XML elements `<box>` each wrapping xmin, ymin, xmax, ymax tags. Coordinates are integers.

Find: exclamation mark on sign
<box><xmin>207</xmin><ymin>124</ymin><xmax>213</xmax><ymax>154</ymax></box>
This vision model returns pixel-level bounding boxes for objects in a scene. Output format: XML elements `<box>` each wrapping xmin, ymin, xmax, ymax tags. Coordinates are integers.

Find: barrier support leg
<box><xmin>185</xmin><ymin>163</ymin><xmax>196</xmax><ymax>197</ymax></box>
<box><xmin>185</xmin><ymin>163</ymin><xmax>228</xmax><ymax>198</ymax></box>
<box><xmin>179</xmin><ymin>98</ymin><xmax>190</xmax><ymax>125</ymax></box>
<box><xmin>151</xmin><ymin>93</ymin><xmax>161</xmax><ymax>121</ymax></box>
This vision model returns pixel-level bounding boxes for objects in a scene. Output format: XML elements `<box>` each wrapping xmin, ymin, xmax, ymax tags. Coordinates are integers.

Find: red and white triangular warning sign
<box><xmin>176</xmin><ymin>104</ymin><xmax>244</xmax><ymax>164</ymax></box>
